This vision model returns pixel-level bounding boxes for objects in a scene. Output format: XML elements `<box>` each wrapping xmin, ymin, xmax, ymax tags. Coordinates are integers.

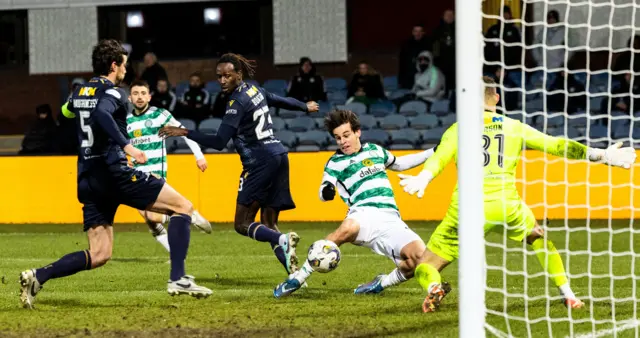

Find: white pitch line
<box><xmin>569</xmin><ymin>320</ymin><xmax>640</xmax><ymax>338</ymax></box>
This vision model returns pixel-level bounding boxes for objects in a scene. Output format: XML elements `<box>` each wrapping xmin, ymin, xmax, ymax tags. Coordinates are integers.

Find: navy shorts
<box><xmin>78</xmin><ymin>164</ymin><xmax>164</xmax><ymax>231</ymax></box>
<box><xmin>237</xmin><ymin>153</ymin><xmax>295</xmax><ymax>211</ymax></box>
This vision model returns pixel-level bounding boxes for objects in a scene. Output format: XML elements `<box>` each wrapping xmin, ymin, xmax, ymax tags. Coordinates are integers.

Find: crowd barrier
<box><xmin>1</xmin><ymin>150</ymin><xmax>638</xmax><ymax>224</ymax></box>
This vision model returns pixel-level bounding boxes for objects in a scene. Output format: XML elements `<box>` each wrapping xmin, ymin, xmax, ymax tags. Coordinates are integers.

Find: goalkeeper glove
<box><xmin>320</xmin><ymin>183</ymin><xmax>336</xmax><ymax>201</ymax></box>
<box><xmin>398</xmin><ymin>170</ymin><xmax>434</xmax><ymax>198</ymax></box>
<box><xmin>588</xmin><ymin>142</ymin><xmax>637</xmax><ymax>169</ymax></box>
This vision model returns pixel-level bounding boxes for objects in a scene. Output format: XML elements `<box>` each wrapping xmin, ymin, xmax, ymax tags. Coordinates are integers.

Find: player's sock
<box><xmin>531</xmin><ymin>238</ymin><xmax>568</xmax><ymax>288</ymax></box>
<box><xmin>247</xmin><ymin>222</ymin><xmax>281</xmax><ymax>245</ymax></box>
<box><xmin>149</xmin><ymin>223</ymin><xmax>170</xmax><ymax>252</ymax></box>
<box><xmin>293</xmin><ymin>260</ymin><xmax>314</xmax><ymax>284</ymax></box>
<box><xmin>415</xmin><ymin>263</ymin><xmax>442</xmax><ymax>292</ymax></box>
<box><xmin>381</xmin><ymin>268</ymin><xmax>408</xmax><ymax>288</ymax></box>
<box><xmin>168</xmin><ymin>213</ymin><xmax>191</xmax><ymax>281</ymax></box>
<box><xmin>270</xmin><ymin>243</ymin><xmax>287</xmax><ymax>271</ymax></box>
<box><xmin>34</xmin><ymin>250</ymin><xmax>92</xmax><ymax>285</ymax></box>
<box><xmin>155</xmin><ymin>233</ymin><xmax>171</xmax><ymax>252</ymax></box>
<box><xmin>161</xmin><ymin>214</ymin><xmax>169</xmax><ymax>225</ymax></box>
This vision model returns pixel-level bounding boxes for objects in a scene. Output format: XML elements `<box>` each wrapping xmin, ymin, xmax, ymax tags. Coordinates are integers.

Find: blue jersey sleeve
<box><xmin>220</xmin><ymin>98</ymin><xmax>244</xmax><ymax>129</ymax></box>
<box><xmin>264</xmin><ymin>90</ymin><xmax>308</xmax><ymax>112</ymax></box>
<box><xmin>94</xmin><ymin>88</ymin><xmax>129</xmax><ymax>148</ymax></box>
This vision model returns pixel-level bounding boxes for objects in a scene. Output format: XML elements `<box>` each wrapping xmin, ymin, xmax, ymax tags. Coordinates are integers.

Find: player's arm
<box><xmin>93</xmin><ymin>89</ymin><xmax>130</xmax><ymax>148</ymax></box>
<box><xmin>163</xmin><ymin>113</ymin><xmax>205</xmax><ymax>161</ymax></box>
<box><xmin>264</xmin><ymin>90</ymin><xmax>309</xmax><ymax>112</ymax></box>
<box><xmin>61</xmin><ymin>98</ymin><xmax>75</xmax><ymax>118</ymax></box>
<box><xmin>319</xmin><ymin>160</ymin><xmax>339</xmax><ymax>202</ymax></box>
<box><xmin>386</xmin><ymin>146</ymin><xmax>437</xmax><ymax>172</ymax></box>
<box><xmin>168</xmin><ymin>91</ymin><xmax>177</xmax><ymax>111</ymax></box>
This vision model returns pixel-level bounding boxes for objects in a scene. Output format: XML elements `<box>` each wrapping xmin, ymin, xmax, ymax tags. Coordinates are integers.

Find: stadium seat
<box><xmin>275</xmin><ymin>130</ymin><xmax>297</xmax><ymax>148</ymax></box>
<box><xmin>545</xmin><ymin>114</ymin><xmax>566</xmax><ymax>128</ymax></box>
<box><xmin>199</xmin><ymin>118</ymin><xmax>222</xmax><ymax>133</ymax></box>
<box><xmin>439</xmin><ymin>114</ymin><xmax>456</xmax><ymax>127</ymax></box>
<box><xmin>505</xmin><ymin>111</ymin><xmax>525</xmax><ymax>122</ymax></box>
<box><xmin>313</xmin><ymin>117</ymin><xmax>325</xmax><ymax>130</ymax></box>
<box><xmin>524</xmin><ymin>98</ymin><xmax>544</xmax><ymax>113</ymax></box>
<box><xmin>380</xmin><ymin>115</ymin><xmax>408</xmax><ymax>130</ymax></box>
<box><xmin>263</xmin><ymin>79</ymin><xmax>288</xmax><ymax>93</ymax></box>
<box><xmin>547</xmin><ymin>127</ymin><xmax>581</xmax><ymax>139</ymax></box>
<box><xmin>612</xmin><ymin>124</ymin><xmax>631</xmax><ymax>140</ymax></box>
<box><xmin>567</xmin><ymin>112</ymin><xmax>588</xmax><ymax>128</ymax></box>
<box><xmin>410</xmin><ymin>114</ymin><xmax>439</xmax><ymax>130</ymax></box>
<box><xmin>388</xmin><ymin>144</ymin><xmax>416</xmax><ymax>150</ymax></box>
<box><xmin>429</xmin><ymin>99</ymin><xmax>450</xmax><ymax>116</ymax></box>
<box><xmin>297</xmin><ymin>130</ymin><xmax>328</xmax><ymax>147</ymax></box>
<box><xmin>588</xmin><ymin>125</ymin><xmax>608</xmax><ymax>141</ymax></box>
<box><xmin>325</xmin><ymin>78</ymin><xmax>347</xmax><ymax>92</ymax></box>
<box><xmin>388</xmin><ymin>89</ymin><xmax>411</xmax><ymax>101</ymax></box>
<box><xmin>589</xmin><ymin>96</ymin><xmax>606</xmax><ymax>112</ymax></box>
<box><xmin>358</xmin><ymin>114</ymin><xmax>378</xmax><ymax>130</ymax></box>
<box><xmin>339</xmin><ymin>102</ymin><xmax>367</xmax><ymax>115</ymax></box>
<box><xmin>204</xmin><ymin>148</ymin><xmax>228</xmax><ymax>154</ymax></box>
<box><xmin>287</xmin><ymin>116</ymin><xmax>316</xmax><ymax>132</ymax></box>
<box><xmin>178</xmin><ymin>118</ymin><xmax>196</xmax><ymax>130</ymax></box>
<box><xmin>610</xmin><ymin>111</ymin><xmax>631</xmax><ymax>132</ymax></box>
<box><xmin>326</xmin><ymin>144</ymin><xmax>340</xmax><ymax>151</ymax></box>
<box><xmin>271</xmin><ymin>116</ymin><xmax>286</xmax><ymax>132</ymax></box>
<box><xmin>368</xmin><ymin>101</ymin><xmax>396</xmax><ymax>117</ymax></box>
<box><xmin>507</xmin><ymin>71</ymin><xmax>524</xmax><ymax>88</ymax></box>
<box><xmin>175</xmin><ymin>81</ymin><xmax>189</xmax><ymax>97</ymax></box>
<box><xmin>295</xmin><ymin>145</ymin><xmax>321</xmax><ymax>152</ymax></box>
<box><xmin>360</xmin><ymin>129</ymin><xmax>389</xmax><ymax>146</ymax></box>
<box><xmin>383</xmin><ymin>76</ymin><xmax>398</xmax><ymax>92</ymax></box>
<box><xmin>399</xmin><ymin>100</ymin><xmax>428</xmax><ymax>116</ymax></box>
<box><xmin>389</xmin><ymin>129</ymin><xmax>421</xmax><ymax>146</ymax></box>
<box><xmin>279</xmin><ymin>109</ymin><xmax>304</xmax><ymax>119</ymax></box>
<box><xmin>327</xmin><ymin>91</ymin><xmax>347</xmax><ymax>105</ymax></box>
<box><xmin>205</xmin><ymin>81</ymin><xmax>221</xmax><ymax>94</ymax></box>
<box><xmin>318</xmin><ymin>101</ymin><xmax>331</xmax><ymax>114</ymax></box>
<box><xmin>422</xmin><ymin>127</ymin><xmax>446</xmax><ymax>143</ymax></box>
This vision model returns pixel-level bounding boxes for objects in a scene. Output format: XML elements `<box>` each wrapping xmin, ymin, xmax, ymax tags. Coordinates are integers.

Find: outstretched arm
<box><xmin>388</xmin><ymin>147</ymin><xmax>436</xmax><ymax>171</ymax></box>
<box><xmin>185</xmin><ymin>125</ymin><xmax>236</xmax><ymax>150</ymax></box>
<box><xmin>93</xmin><ymin>90</ymin><xmax>129</xmax><ymax>148</ymax></box>
<box><xmin>164</xmin><ymin>115</ymin><xmax>205</xmax><ymax>160</ymax></box>
<box><xmin>265</xmin><ymin>91</ymin><xmax>309</xmax><ymax>111</ymax></box>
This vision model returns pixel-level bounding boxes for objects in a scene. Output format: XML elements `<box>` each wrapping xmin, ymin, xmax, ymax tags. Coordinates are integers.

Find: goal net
<box><xmin>479</xmin><ymin>0</ymin><xmax>640</xmax><ymax>337</ymax></box>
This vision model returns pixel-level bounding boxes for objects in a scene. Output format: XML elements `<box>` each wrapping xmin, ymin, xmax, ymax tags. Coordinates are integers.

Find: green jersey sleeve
<box><xmin>520</xmin><ymin>122</ymin><xmax>588</xmax><ymax>160</ymax></box>
<box><xmin>423</xmin><ymin>123</ymin><xmax>458</xmax><ymax>177</ymax></box>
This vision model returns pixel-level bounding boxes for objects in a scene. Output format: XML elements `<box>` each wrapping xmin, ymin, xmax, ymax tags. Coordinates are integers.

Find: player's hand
<box><xmin>124</xmin><ymin>144</ymin><xmax>147</xmax><ymax>165</ymax></box>
<box><xmin>159</xmin><ymin>126</ymin><xmax>188</xmax><ymax>138</ymax></box>
<box><xmin>321</xmin><ymin>183</ymin><xmax>336</xmax><ymax>201</ymax></box>
<box><xmin>604</xmin><ymin>142</ymin><xmax>636</xmax><ymax>169</ymax></box>
<box><xmin>196</xmin><ymin>158</ymin><xmax>208</xmax><ymax>172</ymax></box>
<box><xmin>398</xmin><ymin>170</ymin><xmax>434</xmax><ymax>198</ymax></box>
<box><xmin>306</xmin><ymin>101</ymin><xmax>319</xmax><ymax>113</ymax></box>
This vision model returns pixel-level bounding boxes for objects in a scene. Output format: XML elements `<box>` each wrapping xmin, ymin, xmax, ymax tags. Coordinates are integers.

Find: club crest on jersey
<box><xmin>133</xmin><ymin>129</ymin><xmax>142</xmax><ymax>138</ymax></box>
<box><xmin>362</xmin><ymin>159</ymin><xmax>374</xmax><ymax>167</ymax></box>
<box><xmin>229</xmin><ymin>100</ymin><xmax>235</xmax><ymax>107</ymax></box>
<box><xmin>145</xmin><ymin>120</ymin><xmax>153</xmax><ymax>128</ymax></box>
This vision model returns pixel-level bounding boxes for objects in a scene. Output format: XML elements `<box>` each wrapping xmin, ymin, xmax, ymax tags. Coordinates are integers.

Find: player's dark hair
<box><xmin>129</xmin><ymin>79</ymin><xmax>150</xmax><ymax>90</ymax></box>
<box><xmin>218</xmin><ymin>53</ymin><xmax>256</xmax><ymax>79</ymax></box>
<box><xmin>483</xmin><ymin>76</ymin><xmax>497</xmax><ymax>97</ymax></box>
<box><xmin>91</xmin><ymin>39</ymin><xmax>128</xmax><ymax>77</ymax></box>
<box><xmin>324</xmin><ymin>110</ymin><xmax>361</xmax><ymax>134</ymax></box>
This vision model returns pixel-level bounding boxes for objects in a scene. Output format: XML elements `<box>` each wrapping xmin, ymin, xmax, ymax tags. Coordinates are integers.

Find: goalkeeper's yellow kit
<box><xmin>425</xmin><ymin>111</ymin><xmax>588</xmax><ymax>261</ymax></box>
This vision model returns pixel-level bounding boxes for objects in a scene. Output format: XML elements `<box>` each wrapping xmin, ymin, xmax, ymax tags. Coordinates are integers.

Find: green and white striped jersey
<box><xmin>322</xmin><ymin>143</ymin><xmax>398</xmax><ymax>214</ymax></box>
<box><xmin>126</xmin><ymin>105</ymin><xmax>204</xmax><ymax>178</ymax></box>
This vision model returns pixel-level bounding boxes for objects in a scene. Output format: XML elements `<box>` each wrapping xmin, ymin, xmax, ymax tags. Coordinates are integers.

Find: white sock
<box><xmin>161</xmin><ymin>214</ymin><xmax>169</xmax><ymax>224</ymax></box>
<box><xmin>380</xmin><ymin>268</ymin><xmax>408</xmax><ymax>288</ymax></box>
<box><xmin>559</xmin><ymin>283</ymin><xmax>575</xmax><ymax>299</ymax></box>
<box><xmin>278</xmin><ymin>234</ymin><xmax>287</xmax><ymax>247</ymax></box>
<box><xmin>293</xmin><ymin>260</ymin><xmax>314</xmax><ymax>284</ymax></box>
<box><xmin>155</xmin><ymin>233</ymin><xmax>171</xmax><ymax>252</ymax></box>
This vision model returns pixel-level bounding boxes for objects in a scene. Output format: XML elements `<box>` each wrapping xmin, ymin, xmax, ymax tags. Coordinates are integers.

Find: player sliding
<box><xmin>19</xmin><ymin>40</ymin><xmax>211</xmax><ymax>309</ymax></box>
<box><xmin>273</xmin><ymin>109</ymin><xmax>440</xmax><ymax>298</ymax></box>
<box><xmin>399</xmin><ymin>76</ymin><xmax>637</xmax><ymax>313</ymax></box>
<box><xmin>159</xmin><ymin>53</ymin><xmax>319</xmax><ymax>276</ymax></box>
<box><xmin>127</xmin><ymin>80</ymin><xmax>212</xmax><ymax>253</ymax></box>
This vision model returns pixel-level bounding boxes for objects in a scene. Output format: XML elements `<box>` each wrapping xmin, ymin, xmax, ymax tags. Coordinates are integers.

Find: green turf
<box><xmin>0</xmin><ymin>221</ymin><xmax>638</xmax><ymax>337</ymax></box>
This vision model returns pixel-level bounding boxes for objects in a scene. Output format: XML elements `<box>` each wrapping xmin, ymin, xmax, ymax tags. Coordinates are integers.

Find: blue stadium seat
<box><xmin>263</xmin><ymin>79</ymin><xmax>288</xmax><ymax>93</ymax></box>
<box><xmin>287</xmin><ymin>116</ymin><xmax>316</xmax><ymax>132</ymax></box>
<box><xmin>547</xmin><ymin>127</ymin><xmax>581</xmax><ymax>139</ymax></box>
<box><xmin>588</xmin><ymin>125</ymin><xmax>608</xmax><ymax>141</ymax></box>
<box><xmin>327</xmin><ymin>90</ymin><xmax>347</xmax><ymax>104</ymax></box>
<box><xmin>429</xmin><ymin>100</ymin><xmax>450</xmax><ymax>116</ymax></box>
<box><xmin>505</xmin><ymin>111</ymin><xmax>525</xmax><ymax>122</ymax></box>
<box><xmin>358</xmin><ymin>114</ymin><xmax>378</xmax><ymax>130</ymax></box>
<box><xmin>369</xmin><ymin>101</ymin><xmax>396</xmax><ymax>117</ymax></box>
<box><xmin>422</xmin><ymin>127</ymin><xmax>446</xmax><ymax>143</ymax></box>
<box><xmin>507</xmin><ymin>71</ymin><xmax>524</xmax><ymax>88</ymax></box>
<box><xmin>567</xmin><ymin>112</ymin><xmax>588</xmax><ymax>128</ymax></box>
<box><xmin>313</xmin><ymin>117</ymin><xmax>325</xmax><ymax>130</ymax></box>
<box><xmin>388</xmin><ymin>89</ymin><xmax>411</xmax><ymax>101</ymax></box>
<box><xmin>279</xmin><ymin>108</ymin><xmax>304</xmax><ymax>119</ymax></box>
<box><xmin>178</xmin><ymin>118</ymin><xmax>196</xmax><ymax>130</ymax></box>
<box><xmin>399</xmin><ymin>100</ymin><xmax>428</xmax><ymax>116</ymax></box>
<box><xmin>173</xmin><ymin>137</ymin><xmax>195</xmax><ymax>151</ymax></box>
<box><xmin>205</xmin><ymin>81</ymin><xmax>221</xmax><ymax>94</ymax></box>
<box><xmin>318</xmin><ymin>101</ymin><xmax>331</xmax><ymax>114</ymax></box>
<box><xmin>295</xmin><ymin>145</ymin><xmax>321</xmax><ymax>152</ymax></box>
<box><xmin>339</xmin><ymin>102</ymin><xmax>367</xmax><ymax>115</ymax></box>
<box><xmin>175</xmin><ymin>81</ymin><xmax>189</xmax><ymax>97</ymax></box>
<box><xmin>524</xmin><ymin>98</ymin><xmax>544</xmax><ymax>113</ymax></box>
<box><xmin>380</xmin><ymin>115</ymin><xmax>408</xmax><ymax>130</ymax></box>
<box><xmin>388</xmin><ymin>144</ymin><xmax>416</xmax><ymax>150</ymax></box>
<box><xmin>573</xmin><ymin>71</ymin><xmax>588</xmax><ymax>85</ymax></box>
<box><xmin>297</xmin><ymin>130</ymin><xmax>328</xmax><ymax>147</ymax></box>
<box><xmin>610</xmin><ymin>111</ymin><xmax>631</xmax><ymax>132</ymax></box>
<box><xmin>590</xmin><ymin>72</ymin><xmax>609</xmax><ymax>87</ymax></box>
<box><xmin>545</xmin><ymin>114</ymin><xmax>566</xmax><ymax>128</ymax></box>
<box><xmin>360</xmin><ymin>129</ymin><xmax>389</xmax><ymax>146</ymax></box>
<box><xmin>325</xmin><ymin>78</ymin><xmax>347</xmax><ymax>92</ymax></box>
<box><xmin>410</xmin><ymin>114</ymin><xmax>439</xmax><ymax>130</ymax></box>
<box><xmin>199</xmin><ymin>118</ymin><xmax>222</xmax><ymax>133</ymax></box>
<box><xmin>389</xmin><ymin>129</ymin><xmax>421</xmax><ymax>146</ymax></box>
<box><xmin>383</xmin><ymin>76</ymin><xmax>398</xmax><ymax>92</ymax></box>
<box><xmin>275</xmin><ymin>130</ymin><xmax>297</xmax><ymax>148</ymax></box>
<box><xmin>613</xmin><ymin>124</ymin><xmax>631</xmax><ymax>140</ymax></box>
<box><xmin>271</xmin><ymin>116</ymin><xmax>286</xmax><ymax>132</ymax></box>
<box><xmin>326</xmin><ymin>144</ymin><xmax>340</xmax><ymax>151</ymax></box>
<box><xmin>589</xmin><ymin>96</ymin><xmax>606</xmax><ymax>112</ymax></box>
<box><xmin>439</xmin><ymin>114</ymin><xmax>456</xmax><ymax>127</ymax></box>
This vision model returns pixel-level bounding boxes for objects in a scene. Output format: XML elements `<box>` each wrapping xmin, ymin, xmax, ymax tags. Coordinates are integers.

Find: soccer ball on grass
<box><xmin>307</xmin><ymin>239</ymin><xmax>341</xmax><ymax>273</ymax></box>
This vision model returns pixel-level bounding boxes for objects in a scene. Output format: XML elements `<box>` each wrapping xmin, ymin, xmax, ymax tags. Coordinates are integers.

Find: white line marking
<box><xmin>569</xmin><ymin>320</ymin><xmax>640</xmax><ymax>338</ymax></box>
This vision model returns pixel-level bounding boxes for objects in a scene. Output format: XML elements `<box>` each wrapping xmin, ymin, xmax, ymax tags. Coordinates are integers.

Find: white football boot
<box><xmin>19</xmin><ymin>269</ymin><xmax>42</xmax><ymax>309</ymax></box>
<box><xmin>191</xmin><ymin>210</ymin><xmax>212</xmax><ymax>234</ymax></box>
<box><xmin>167</xmin><ymin>275</ymin><xmax>212</xmax><ymax>298</ymax></box>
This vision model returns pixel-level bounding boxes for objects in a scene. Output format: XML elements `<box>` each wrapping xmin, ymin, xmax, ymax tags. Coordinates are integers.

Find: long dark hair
<box><xmin>218</xmin><ymin>53</ymin><xmax>256</xmax><ymax>79</ymax></box>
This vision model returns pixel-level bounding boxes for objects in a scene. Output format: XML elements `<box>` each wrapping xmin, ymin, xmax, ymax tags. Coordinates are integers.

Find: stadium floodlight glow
<box><xmin>204</xmin><ymin>8</ymin><xmax>221</xmax><ymax>24</ymax></box>
<box><xmin>126</xmin><ymin>11</ymin><xmax>143</xmax><ymax>28</ymax></box>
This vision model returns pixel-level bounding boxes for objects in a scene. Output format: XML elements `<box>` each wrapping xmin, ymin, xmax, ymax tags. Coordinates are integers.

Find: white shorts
<box><xmin>346</xmin><ymin>207</ymin><xmax>423</xmax><ymax>265</ymax></box>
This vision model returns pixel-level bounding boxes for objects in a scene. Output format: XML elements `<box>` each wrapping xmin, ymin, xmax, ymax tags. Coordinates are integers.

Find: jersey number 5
<box><xmin>482</xmin><ymin>134</ymin><xmax>504</xmax><ymax>168</ymax></box>
<box><xmin>253</xmin><ymin>106</ymin><xmax>274</xmax><ymax>140</ymax></box>
<box><xmin>79</xmin><ymin>110</ymin><xmax>94</xmax><ymax>147</ymax></box>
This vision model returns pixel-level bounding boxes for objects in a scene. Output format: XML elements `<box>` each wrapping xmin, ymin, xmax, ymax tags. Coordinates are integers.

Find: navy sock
<box><xmin>270</xmin><ymin>243</ymin><xmax>287</xmax><ymax>272</ymax></box>
<box><xmin>168</xmin><ymin>213</ymin><xmax>191</xmax><ymax>281</ymax></box>
<box><xmin>247</xmin><ymin>222</ymin><xmax>282</xmax><ymax>245</ymax></box>
<box><xmin>35</xmin><ymin>250</ymin><xmax>92</xmax><ymax>285</ymax></box>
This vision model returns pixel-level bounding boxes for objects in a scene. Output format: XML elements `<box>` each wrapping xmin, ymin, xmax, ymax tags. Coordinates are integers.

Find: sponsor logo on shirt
<box><xmin>226</xmin><ymin>109</ymin><xmax>237</xmax><ymax>115</ymax></box>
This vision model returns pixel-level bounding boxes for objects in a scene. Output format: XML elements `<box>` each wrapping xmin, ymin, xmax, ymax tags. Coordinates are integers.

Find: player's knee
<box><xmin>173</xmin><ymin>198</ymin><xmax>193</xmax><ymax>216</ymax></box>
<box><xmin>89</xmin><ymin>245</ymin><xmax>112</xmax><ymax>268</ymax></box>
<box><xmin>234</xmin><ymin>221</ymin><xmax>250</xmax><ymax>236</ymax></box>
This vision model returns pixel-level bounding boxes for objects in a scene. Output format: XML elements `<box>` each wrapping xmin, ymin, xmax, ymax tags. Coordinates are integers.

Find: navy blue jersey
<box><xmin>65</xmin><ymin>77</ymin><xmax>131</xmax><ymax>175</ymax></box>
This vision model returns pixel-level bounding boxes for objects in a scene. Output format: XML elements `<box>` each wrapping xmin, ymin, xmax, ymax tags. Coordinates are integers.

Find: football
<box><xmin>307</xmin><ymin>239</ymin><xmax>341</xmax><ymax>273</ymax></box>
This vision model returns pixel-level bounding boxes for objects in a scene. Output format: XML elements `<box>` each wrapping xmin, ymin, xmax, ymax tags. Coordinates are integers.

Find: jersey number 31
<box><xmin>482</xmin><ymin>134</ymin><xmax>504</xmax><ymax>168</ymax></box>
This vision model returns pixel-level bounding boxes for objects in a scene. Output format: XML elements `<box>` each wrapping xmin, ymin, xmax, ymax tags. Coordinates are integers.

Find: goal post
<box><xmin>456</xmin><ymin>0</ymin><xmax>486</xmax><ymax>336</ymax></box>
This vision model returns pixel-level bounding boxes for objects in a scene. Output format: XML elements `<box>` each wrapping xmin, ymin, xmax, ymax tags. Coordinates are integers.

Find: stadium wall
<box><xmin>1</xmin><ymin>150</ymin><xmax>638</xmax><ymax>224</ymax></box>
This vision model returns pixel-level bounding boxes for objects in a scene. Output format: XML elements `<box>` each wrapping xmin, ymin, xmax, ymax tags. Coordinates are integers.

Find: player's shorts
<box><xmin>78</xmin><ymin>164</ymin><xmax>165</xmax><ymax>231</ymax></box>
<box><xmin>427</xmin><ymin>198</ymin><xmax>537</xmax><ymax>262</ymax></box>
<box><xmin>347</xmin><ymin>207</ymin><xmax>423</xmax><ymax>265</ymax></box>
<box><xmin>236</xmin><ymin>153</ymin><xmax>295</xmax><ymax>211</ymax></box>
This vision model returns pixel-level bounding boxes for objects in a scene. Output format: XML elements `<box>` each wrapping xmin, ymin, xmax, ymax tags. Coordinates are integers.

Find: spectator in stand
<box><xmin>484</xmin><ymin>6</ymin><xmax>522</xmax><ymax>74</ymax></box>
<box><xmin>211</xmin><ymin>91</ymin><xmax>230</xmax><ymax>118</ymax></box>
<box><xmin>601</xmin><ymin>72</ymin><xmax>639</xmax><ymax>115</ymax></box>
<box><xmin>20</xmin><ymin>104</ymin><xmax>58</xmax><ymax>155</ymax></box>
<box><xmin>177</xmin><ymin>72</ymin><xmax>211</xmax><ymax>123</ymax></box>
<box><xmin>547</xmin><ymin>71</ymin><xmax>586</xmax><ymax>114</ymax></box>
<box><xmin>412</xmin><ymin>51</ymin><xmax>446</xmax><ymax>105</ymax></box>
<box><xmin>491</xmin><ymin>67</ymin><xmax>519</xmax><ymax>112</ymax></box>
<box><xmin>150</xmin><ymin>78</ymin><xmax>177</xmax><ymax>112</ymax></box>
<box><xmin>141</xmin><ymin>52</ymin><xmax>168</xmax><ymax>94</ymax></box>
<box><xmin>346</xmin><ymin>61</ymin><xmax>385</xmax><ymax>105</ymax></box>
<box><xmin>399</xmin><ymin>24</ymin><xmax>431</xmax><ymax>89</ymax></box>
<box><xmin>532</xmin><ymin>10</ymin><xmax>567</xmax><ymax>71</ymax></box>
<box><xmin>432</xmin><ymin>9</ymin><xmax>456</xmax><ymax>94</ymax></box>
<box><xmin>612</xmin><ymin>35</ymin><xmax>640</xmax><ymax>84</ymax></box>
<box><xmin>287</xmin><ymin>57</ymin><xmax>327</xmax><ymax>102</ymax></box>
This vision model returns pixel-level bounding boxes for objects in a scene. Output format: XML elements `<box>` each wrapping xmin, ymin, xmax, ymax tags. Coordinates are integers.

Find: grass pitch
<box><xmin>0</xmin><ymin>221</ymin><xmax>638</xmax><ymax>337</ymax></box>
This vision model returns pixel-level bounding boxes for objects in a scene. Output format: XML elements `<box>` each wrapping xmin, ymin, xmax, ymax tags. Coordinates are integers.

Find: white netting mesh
<box><xmin>481</xmin><ymin>1</ymin><xmax>640</xmax><ymax>337</ymax></box>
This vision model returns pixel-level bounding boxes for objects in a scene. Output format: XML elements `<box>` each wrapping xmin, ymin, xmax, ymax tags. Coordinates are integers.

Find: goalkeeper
<box><xmin>399</xmin><ymin>76</ymin><xmax>637</xmax><ymax>313</ymax></box>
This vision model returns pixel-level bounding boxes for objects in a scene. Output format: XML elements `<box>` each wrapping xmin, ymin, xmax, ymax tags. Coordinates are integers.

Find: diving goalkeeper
<box><xmin>399</xmin><ymin>76</ymin><xmax>637</xmax><ymax>313</ymax></box>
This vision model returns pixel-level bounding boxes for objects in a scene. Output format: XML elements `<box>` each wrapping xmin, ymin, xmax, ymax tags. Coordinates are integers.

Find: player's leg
<box><xmin>138</xmin><ymin>209</ymin><xmax>170</xmax><ymax>252</ymax></box>
<box><xmin>261</xmin><ymin>208</ymin><xmax>288</xmax><ymax>273</ymax></box>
